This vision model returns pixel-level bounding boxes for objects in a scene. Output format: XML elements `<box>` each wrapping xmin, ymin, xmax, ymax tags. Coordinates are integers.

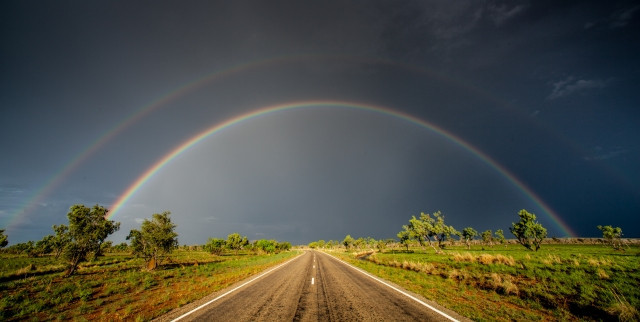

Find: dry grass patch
<box><xmin>482</xmin><ymin>273</ymin><xmax>519</xmax><ymax>296</ymax></box>
<box><xmin>448</xmin><ymin>269</ymin><xmax>470</xmax><ymax>281</ymax></box>
<box><xmin>608</xmin><ymin>289</ymin><xmax>640</xmax><ymax>321</ymax></box>
<box><xmin>452</xmin><ymin>253</ymin><xmax>515</xmax><ymax>266</ymax></box>
<box><xmin>478</xmin><ymin>254</ymin><xmax>495</xmax><ymax>265</ymax></box>
<box><xmin>597</xmin><ymin>268</ymin><xmax>609</xmax><ymax>280</ymax></box>
<box><xmin>542</xmin><ymin>254</ymin><xmax>562</xmax><ymax>266</ymax></box>
<box><xmin>452</xmin><ymin>252</ymin><xmax>475</xmax><ymax>262</ymax></box>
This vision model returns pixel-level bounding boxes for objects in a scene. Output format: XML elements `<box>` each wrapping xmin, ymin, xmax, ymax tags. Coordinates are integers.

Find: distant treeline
<box><xmin>308</xmin><ymin>209</ymin><xmax>631</xmax><ymax>252</ymax></box>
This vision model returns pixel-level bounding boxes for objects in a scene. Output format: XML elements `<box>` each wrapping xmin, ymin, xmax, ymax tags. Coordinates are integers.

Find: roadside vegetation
<box><xmin>309</xmin><ymin>209</ymin><xmax>639</xmax><ymax>321</ymax></box>
<box><xmin>0</xmin><ymin>204</ymin><xmax>296</xmax><ymax>321</ymax></box>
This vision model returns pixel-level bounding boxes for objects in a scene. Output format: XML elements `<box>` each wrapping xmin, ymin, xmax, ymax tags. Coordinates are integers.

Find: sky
<box><xmin>1</xmin><ymin>1</ymin><xmax>639</xmax><ymax>246</ymax></box>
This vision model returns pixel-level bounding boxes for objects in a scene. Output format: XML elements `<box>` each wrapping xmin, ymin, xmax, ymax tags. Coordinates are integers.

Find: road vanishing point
<box><xmin>157</xmin><ymin>250</ymin><xmax>467</xmax><ymax>321</ymax></box>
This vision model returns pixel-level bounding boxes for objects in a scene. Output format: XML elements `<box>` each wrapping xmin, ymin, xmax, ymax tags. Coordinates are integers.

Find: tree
<box><xmin>127</xmin><ymin>211</ymin><xmax>178</xmax><ymax>270</ymax></box>
<box><xmin>354</xmin><ymin>237</ymin><xmax>365</xmax><ymax>249</ymax></box>
<box><xmin>407</xmin><ymin>211</ymin><xmax>458</xmax><ymax>253</ymax></box>
<box><xmin>407</xmin><ymin>217</ymin><xmax>426</xmax><ymax>246</ymax></box>
<box><xmin>461</xmin><ymin>227</ymin><xmax>478</xmax><ymax>249</ymax></box>
<box><xmin>93</xmin><ymin>215</ymin><xmax>121</xmax><ymax>257</ymax></box>
<box><xmin>277</xmin><ymin>241</ymin><xmax>291</xmax><ymax>252</ymax></box>
<box><xmin>509</xmin><ymin>209</ymin><xmax>547</xmax><ymax>251</ymax></box>
<box><xmin>342</xmin><ymin>235</ymin><xmax>355</xmax><ymax>250</ymax></box>
<box><xmin>397</xmin><ymin>228</ymin><xmax>411</xmax><ymax>251</ymax></box>
<box><xmin>31</xmin><ymin>235</ymin><xmax>55</xmax><ymax>257</ymax></box>
<box><xmin>204</xmin><ymin>238</ymin><xmax>226</xmax><ymax>255</ymax></box>
<box><xmin>481</xmin><ymin>230</ymin><xmax>493</xmax><ymax>246</ymax></box>
<box><xmin>495</xmin><ymin>229</ymin><xmax>506</xmax><ymax>247</ymax></box>
<box><xmin>226</xmin><ymin>233</ymin><xmax>248</xmax><ymax>255</ymax></box>
<box><xmin>4</xmin><ymin>241</ymin><xmax>33</xmax><ymax>255</ymax></box>
<box><xmin>63</xmin><ymin>204</ymin><xmax>120</xmax><ymax>276</ymax></box>
<box><xmin>51</xmin><ymin>224</ymin><xmax>71</xmax><ymax>259</ymax></box>
<box><xmin>0</xmin><ymin>229</ymin><xmax>7</xmax><ymax>248</ymax></box>
<box><xmin>113</xmin><ymin>242</ymin><xmax>129</xmax><ymax>252</ymax></box>
<box><xmin>255</xmin><ymin>239</ymin><xmax>277</xmax><ymax>254</ymax></box>
<box><xmin>100</xmin><ymin>241</ymin><xmax>114</xmax><ymax>254</ymax></box>
<box><xmin>365</xmin><ymin>237</ymin><xmax>377</xmax><ymax>248</ymax></box>
<box><xmin>376</xmin><ymin>239</ymin><xmax>388</xmax><ymax>252</ymax></box>
<box><xmin>597</xmin><ymin>225</ymin><xmax>624</xmax><ymax>250</ymax></box>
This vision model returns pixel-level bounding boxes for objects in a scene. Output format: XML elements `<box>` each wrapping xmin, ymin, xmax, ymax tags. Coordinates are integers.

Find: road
<box><xmin>159</xmin><ymin>250</ymin><xmax>465</xmax><ymax>321</ymax></box>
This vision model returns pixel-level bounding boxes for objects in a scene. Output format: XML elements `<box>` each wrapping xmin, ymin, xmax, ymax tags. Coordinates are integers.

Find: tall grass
<box><xmin>0</xmin><ymin>249</ymin><xmax>299</xmax><ymax>320</ymax></box>
<box><xmin>335</xmin><ymin>244</ymin><xmax>640</xmax><ymax>321</ymax></box>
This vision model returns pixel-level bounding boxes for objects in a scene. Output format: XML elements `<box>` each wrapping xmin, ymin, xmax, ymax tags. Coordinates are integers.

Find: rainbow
<box><xmin>108</xmin><ymin>100</ymin><xmax>577</xmax><ymax>237</ymax></box>
<box><xmin>5</xmin><ymin>55</ymin><xmax>322</xmax><ymax>228</ymax></box>
<box><xmin>6</xmin><ymin>54</ymin><xmax>577</xmax><ymax>235</ymax></box>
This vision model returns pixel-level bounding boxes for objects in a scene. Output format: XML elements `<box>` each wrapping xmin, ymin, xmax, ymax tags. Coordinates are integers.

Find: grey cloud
<box><xmin>487</xmin><ymin>2</ymin><xmax>528</xmax><ymax>26</ymax></box>
<box><xmin>424</xmin><ymin>2</ymin><xmax>484</xmax><ymax>40</ymax></box>
<box><xmin>583</xmin><ymin>4</ymin><xmax>639</xmax><ymax>30</ymax></box>
<box><xmin>609</xmin><ymin>5</ymin><xmax>640</xmax><ymax>28</ymax></box>
<box><xmin>548</xmin><ymin>76</ymin><xmax>608</xmax><ymax>100</ymax></box>
<box><xmin>584</xmin><ymin>146</ymin><xmax>628</xmax><ymax>161</ymax></box>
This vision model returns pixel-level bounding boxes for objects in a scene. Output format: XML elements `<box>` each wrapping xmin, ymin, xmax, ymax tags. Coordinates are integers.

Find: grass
<box><xmin>0</xmin><ymin>249</ymin><xmax>300</xmax><ymax>321</ymax></box>
<box><xmin>330</xmin><ymin>243</ymin><xmax>640</xmax><ymax>321</ymax></box>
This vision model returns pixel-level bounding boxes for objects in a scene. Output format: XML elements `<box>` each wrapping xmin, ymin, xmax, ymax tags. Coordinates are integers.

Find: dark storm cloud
<box><xmin>1</xmin><ymin>0</ymin><xmax>639</xmax><ymax>244</ymax></box>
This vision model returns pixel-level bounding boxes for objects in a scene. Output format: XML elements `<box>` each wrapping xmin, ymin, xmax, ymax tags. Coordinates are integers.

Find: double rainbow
<box><xmin>107</xmin><ymin>100</ymin><xmax>576</xmax><ymax>237</ymax></box>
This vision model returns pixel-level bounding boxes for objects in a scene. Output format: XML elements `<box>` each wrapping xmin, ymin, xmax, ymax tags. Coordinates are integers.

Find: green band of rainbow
<box><xmin>108</xmin><ymin>100</ymin><xmax>576</xmax><ymax>237</ymax></box>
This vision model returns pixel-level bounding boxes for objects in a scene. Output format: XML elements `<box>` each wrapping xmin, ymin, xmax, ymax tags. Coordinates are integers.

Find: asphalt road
<box><xmin>160</xmin><ymin>250</ymin><xmax>466</xmax><ymax>321</ymax></box>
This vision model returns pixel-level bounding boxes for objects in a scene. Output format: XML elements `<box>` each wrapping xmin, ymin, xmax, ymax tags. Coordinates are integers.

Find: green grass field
<box><xmin>331</xmin><ymin>243</ymin><xmax>640</xmax><ymax>321</ymax></box>
<box><xmin>0</xmin><ymin>249</ymin><xmax>299</xmax><ymax>321</ymax></box>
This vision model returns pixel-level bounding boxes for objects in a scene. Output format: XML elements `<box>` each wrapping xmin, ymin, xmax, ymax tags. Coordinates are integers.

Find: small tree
<box><xmin>342</xmin><ymin>235</ymin><xmax>355</xmax><ymax>250</ymax></box>
<box><xmin>354</xmin><ymin>237</ymin><xmax>365</xmax><ymax>249</ymax></box>
<box><xmin>0</xmin><ymin>229</ymin><xmax>8</xmax><ymax>248</ymax></box>
<box><xmin>31</xmin><ymin>235</ymin><xmax>55</xmax><ymax>257</ymax></box>
<box><xmin>226</xmin><ymin>233</ymin><xmax>248</xmax><ymax>255</ymax></box>
<box><xmin>376</xmin><ymin>239</ymin><xmax>387</xmax><ymax>252</ymax></box>
<box><xmin>495</xmin><ymin>229</ymin><xmax>506</xmax><ymax>247</ymax></box>
<box><xmin>204</xmin><ymin>238</ymin><xmax>226</xmax><ymax>255</ymax></box>
<box><xmin>113</xmin><ymin>242</ymin><xmax>129</xmax><ymax>252</ymax></box>
<box><xmin>100</xmin><ymin>241</ymin><xmax>114</xmax><ymax>254</ymax></box>
<box><xmin>597</xmin><ymin>225</ymin><xmax>624</xmax><ymax>250</ymax></box>
<box><xmin>407</xmin><ymin>217</ymin><xmax>426</xmax><ymax>246</ymax></box>
<box><xmin>255</xmin><ymin>239</ymin><xmax>277</xmax><ymax>254</ymax></box>
<box><xmin>397</xmin><ymin>228</ymin><xmax>411</xmax><ymax>251</ymax></box>
<box><xmin>51</xmin><ymin>224</ymin><xmax>71</xmax><ymax>259</ymax></box>
<box><xmin>277</xmin><ymin>241</ymin><xmax>291</xmax><ymax>251</ymax></box>
<box><xmin>461</xmin><ymin>227</ymin><xmax>477</xmax><ymax>249</ymax></box>
<box><xmin>407</xmin><ymin>211</ymin><xmax>458</xmax><ymax>253</ymax></box>
<box><xmin>127</xmin><ymin>211</ymin><xmax>178</xmax><ymax>270</ymax></box>
<box><xmin>509</xmin><ymin>209</ymin><xmax>547</xmax><ymax>251</ymax></box>
<box><xmin>63</xmin><ymin>204</ymin><xmax>120</xmax><ymax>276</ymax></box>
<box><xmin>481</xmin><ymin>230</ymin><xmax>493</xmax><ymax>246</ymax></box>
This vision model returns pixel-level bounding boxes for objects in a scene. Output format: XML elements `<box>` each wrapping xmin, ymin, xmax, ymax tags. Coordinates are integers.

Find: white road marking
<box><xmin>311</xmin><ymin>277</ymin><xmax>315</xmax><ymax>285</ymax></box>
<box><xmin>321</xmin><ymin>252</ymin><xmax>459</xmax><ymax>322</ymax></box>
<box><xmin>171</xmin><ymin>253</ymin><xmax>304</xmax><ymax>321</ymax></box>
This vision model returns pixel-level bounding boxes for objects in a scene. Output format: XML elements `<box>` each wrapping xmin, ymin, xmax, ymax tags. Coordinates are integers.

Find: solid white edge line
<box><xmin>321</xmin><ymin>252</ymin><xmax>459</xmax><ymax>322</ymax></box>
<box><xmin>171</xmin><ymin>252</ymin><xmax>304</xmax><ymax>322</ymax></box>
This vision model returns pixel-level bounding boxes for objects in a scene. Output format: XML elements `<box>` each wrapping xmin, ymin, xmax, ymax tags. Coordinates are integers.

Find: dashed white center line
<box><xmin>311</xmin><ymin>277</ymin><xmax>315</xmax><ymax>285</ymax></box>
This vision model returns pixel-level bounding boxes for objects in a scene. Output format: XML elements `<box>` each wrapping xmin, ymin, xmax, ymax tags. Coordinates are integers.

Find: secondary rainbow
<box><xmin>7</xmin><ymin>54</ymin><xmax>535</xmax><ymax>231</ymax></box>
<box><xmin>108</xmin><ymin>100</ymin><xmax>576</xmax><ymax>237</ymax></box>
<box><xmin>6</xmin><ymin>55</ymin><xmax>313</xmax><ymax>228</ymax></box>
